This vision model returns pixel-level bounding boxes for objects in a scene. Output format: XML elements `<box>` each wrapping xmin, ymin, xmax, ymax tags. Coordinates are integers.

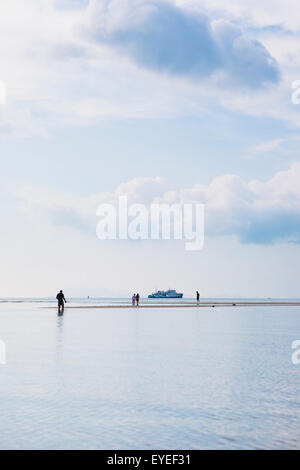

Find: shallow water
<box><xmin>0</xmin><ymin>302</ymin><xmax>299</xmax><ymax>449</ymax></box>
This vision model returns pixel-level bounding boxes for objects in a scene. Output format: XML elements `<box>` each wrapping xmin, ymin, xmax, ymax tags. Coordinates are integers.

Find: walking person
<box><xmin>56</xmin><ymin>290</ymin><xmax>67</xmax><ymax>314</ymax></box>
<box><xmin>196</xmin><ymin>291</ymin><xmax>200</xmax><ymax>304</ymax></box>
<box><xmin>136</xmin><ymin>293</ymin><xmax>140</xmax><ymax>307</ymax></box>
<box><xmin>132</xmin><ymin>293</ymin><xmax>136</xmax><ymax>307</ymax></box>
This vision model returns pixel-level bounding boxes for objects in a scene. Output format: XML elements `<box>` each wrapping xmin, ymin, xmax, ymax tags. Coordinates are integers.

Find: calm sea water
<box><xmin>0</xmin><ymin>300</ymin><xmax>299</xmax><ymax>450</ymax></box>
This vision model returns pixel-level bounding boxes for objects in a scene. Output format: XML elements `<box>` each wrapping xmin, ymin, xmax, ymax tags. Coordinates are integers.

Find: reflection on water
<box><xmin>0</xmin><ymin>302</ymin><xmax>299</xmax><ymax>450</ymax></box>
<box><xmin>56</xmin><ymin>313</ymin><xmax>64</xmax><ymax>359</ymax></box>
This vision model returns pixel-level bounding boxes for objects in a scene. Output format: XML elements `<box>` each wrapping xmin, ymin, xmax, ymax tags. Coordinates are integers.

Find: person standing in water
<box><xmin>132</xmin><ymin>294</ymin><xmax>136</xmax><ymax>306</ymax></box>
<box><xmin>196</xmin><ymin>291</ymin><xmax>200</xmax><ymax>304</ymax></box>
<box><xmin>56</xmin><ymin>290</ymin><xmax>67</xmax><ymax>314</ymax></box>
<box><xmin>136</xmin><ymin>293</ymin><xmax>140</xmax><ymax>307</ymax></box>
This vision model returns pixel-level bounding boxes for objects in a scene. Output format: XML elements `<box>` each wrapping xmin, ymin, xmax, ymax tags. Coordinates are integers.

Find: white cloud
<box><xmin>81</xmin><ymin>0</ymin><xmax>279</xmax><ymax>87</ymax></box>
<box><xmin>247</xmin><ymin>138</ymin><xmax>286</xmax><ymax>154</ymax></box>
<box><xmin>115</xmin><ymin>177</ymin><xmax>169</xmax><ymax>204</ymax></box>
<box><xmin>14</xmin><ymin>163</ymin><xmax>300</xmax><ymax>245</ymax></box>
<box><xmin>0</xmin><ymin>0</ymin><xmax>296</xmax><ymax>137</ymax></box>
<box><xmin>178</xmin><ymin>0</ymin><xmax>300</xmax><ymax>31</ymax></box>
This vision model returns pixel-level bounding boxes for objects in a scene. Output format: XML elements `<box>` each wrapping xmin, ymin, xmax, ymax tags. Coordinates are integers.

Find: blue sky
<box><xmin>0</xmin><ymin>0</ymin><xmax>300</xmax><ymax>297</ymax></box>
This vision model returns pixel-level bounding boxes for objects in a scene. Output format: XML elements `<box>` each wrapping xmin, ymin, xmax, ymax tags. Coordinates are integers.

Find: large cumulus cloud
<box><xmin>178</xmin><ymin>164</ymin><xmax>300</xmax><ymax>244</ymax></box>
<box><xmin>82</xmin><ymin>0</ymin><xmax>280</xmax><ymax>87</ymax></box>
<box><xmin>15</xmin><ymin>163</ymin><xmax>300</xmax><ymax>245</ymax></box>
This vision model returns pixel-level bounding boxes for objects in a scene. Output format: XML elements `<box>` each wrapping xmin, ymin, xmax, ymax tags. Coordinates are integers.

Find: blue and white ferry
<box><xmin>148</xmin><ymin>289</ymin><xmax>183</xmax><ymax>299</ymax></box>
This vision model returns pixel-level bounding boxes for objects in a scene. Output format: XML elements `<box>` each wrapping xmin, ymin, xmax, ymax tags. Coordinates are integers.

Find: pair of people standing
<box><xmin>132</xmin><ymin>293</ymin><xmax>140</xmax><ymax>307</ymax></box>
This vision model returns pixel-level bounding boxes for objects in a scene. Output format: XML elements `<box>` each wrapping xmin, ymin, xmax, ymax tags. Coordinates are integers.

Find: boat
<box><xmin>148</xmin><ymin>289</ymin><xmax>183</xmax><ymax>299</ymax></box>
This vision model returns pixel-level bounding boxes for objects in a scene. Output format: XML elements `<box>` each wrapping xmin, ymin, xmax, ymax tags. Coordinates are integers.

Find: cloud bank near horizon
<box><xmin>15</xmin><ymin>163</ymin><xmax>300</xmax><ymax>245</ymax></box>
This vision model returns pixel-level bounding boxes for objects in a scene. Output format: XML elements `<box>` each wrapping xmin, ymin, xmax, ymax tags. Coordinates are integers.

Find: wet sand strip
<box><xmin>45</xmin><ymin>301</ymin><xmax>300</xmax><ymax>309</ymax></box>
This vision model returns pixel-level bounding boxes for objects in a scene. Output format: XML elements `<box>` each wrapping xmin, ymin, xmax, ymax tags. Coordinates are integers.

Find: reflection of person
<box><xmin>56</xmin><ymin>290</ymin><xmax>67</xmax><ymax>314</ymax></box>
<box><xmin>196</xmin><ymin>291</ymin><xmax>200</xmax><ymax>304</ymax></box>
<box><xmin>136</xmin><ymin>293</ymin><xmax>140</xmax><ymax>307</ymax></box>
<box><xmin>132</xmin><ymin>294</ymin><xmax>136</xmax><ymax>306</ymax></box>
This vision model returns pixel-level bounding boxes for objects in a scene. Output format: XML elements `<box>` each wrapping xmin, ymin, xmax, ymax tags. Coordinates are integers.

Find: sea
<box><xmin>0</xmin><ymin>298</ymin><xmax>299</xmax><ymax>450</ymax></box>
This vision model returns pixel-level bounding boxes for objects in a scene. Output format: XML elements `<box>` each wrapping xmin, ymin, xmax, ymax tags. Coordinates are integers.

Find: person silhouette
<box><xmin>196</xmin><ymin>291</ymin><xmax>200</xmax><ymax>304</ymax></box>
<box><xmin>56</xmin><ymin>290</ymin><xmax>67</xmax><ymax>314</ymax></box>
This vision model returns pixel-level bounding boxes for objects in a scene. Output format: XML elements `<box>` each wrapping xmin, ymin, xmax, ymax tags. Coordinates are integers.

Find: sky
<box><xmin>1</xmin><ymin>0</ymin><xmax>300</xmax><ymax>298</ymax></box>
